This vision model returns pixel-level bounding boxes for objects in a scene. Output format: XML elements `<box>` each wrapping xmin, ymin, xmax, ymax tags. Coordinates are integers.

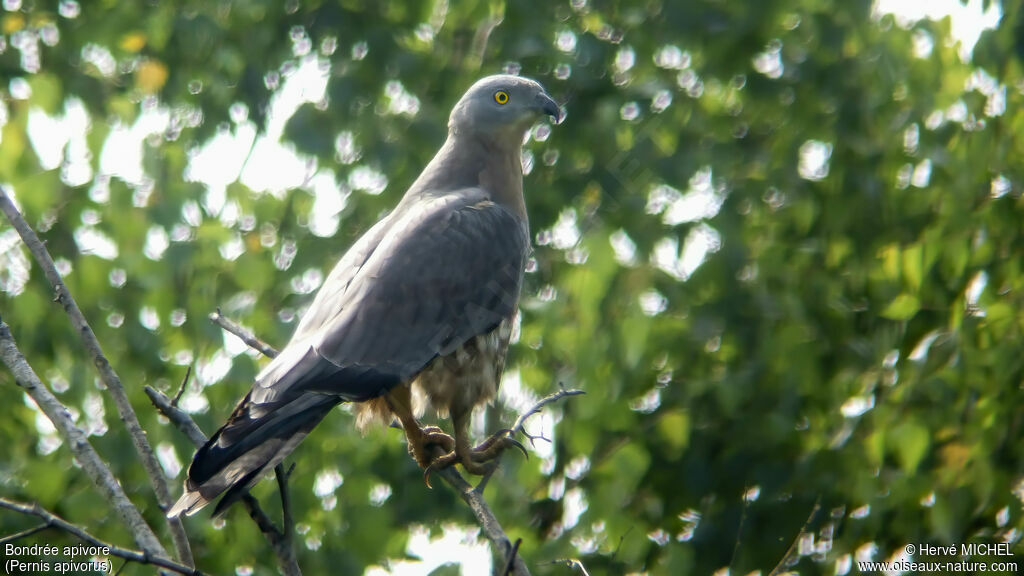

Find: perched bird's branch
<box><xmin>242</xmin><ymin>490</ymin><xmax>301</xmax><ymax>576</ymax></box>
<box><xmin>203</xmin><ymin>311</ymin><xmax>584</xmax><ymax>576</ymax></box>
<box><xmin>422</xmin><ymin>451</ymin><xmax>532</xmax><ymax>576</ymax></box>
<box><xmin>509</xmin><ymin>387</ymin><xmax>585</xmax><ymax>445</ymax></box>
<box><xmin>0</xmin><ymin>318</ymin><xmax>168</xmax><ymax>560</ymax></box>
<box><xmin>0</xmin><ymin>187</ymin><xmax>193</xmax><ymax>565</ymax></box>
<box><xmin>500</xmin><ymin>538</ymin><xmax>523</xmax><ymax>576</ymax></box>
<box><xmin>145</xmin><ymin>386</ymin><xmax>208</xmax><ymax>447</ymax></box>
<box><xmin>0</xmin><ymin>498</ymin><xmax>203</xmax><ymax>576</ymax></box>
<box><xmin>768</xmin><ymin>495</ymin><xmax>822</xmax><ymax>576</ymax></box>
<box><xmin>145</xmin><ymin>385</ymin><xmax>302</xmax><ymax>576</ymax></box>
<box><xmin>540</xmin><ymin>559</ymin><xmax>591</xmax><ymax>575</ymax></box>
<box><xmin>209</xmin><ymin>309</ymin><xmax>279</xmax><ymax>358</ymax></box>
<box><xmin>274</xmin><ymin>463</ymin><xmax>299</xmax><ymax>573</ymax></box>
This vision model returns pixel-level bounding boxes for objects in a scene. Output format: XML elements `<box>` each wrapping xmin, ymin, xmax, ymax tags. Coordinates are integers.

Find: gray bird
<box><xmin>169</xmin><ymin>75</ymin><xmax>561</xmax><ymax>517</ymax></box>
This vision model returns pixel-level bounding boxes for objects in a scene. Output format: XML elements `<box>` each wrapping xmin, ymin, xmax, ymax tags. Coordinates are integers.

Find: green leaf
<box><xmin>882</xmin><ymin>293</ymin><xmax>921</xmax><ymax>320</ymax></box>
<box><xmin>891</xmin><ymin>419</ymin><xmax>931</xmax><ymax>474</ymax></box>
<box><xmin>657</xmin><ymin>409</ymin><xmax>689</xmax><ymax>458</ymax></box>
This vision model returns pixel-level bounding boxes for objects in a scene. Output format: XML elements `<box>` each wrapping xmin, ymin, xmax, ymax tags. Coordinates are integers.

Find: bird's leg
<box><xmin>423</xmin><ymin>411</ymin><xmax>483</xmax><ymax>479</ymax></box>
<box><xmin>385</xmin><ymin>387</ymin><xmax>454</xmax><ymax>468</ymax></box>
<box><xmin>424</xmin><ymin>411</ymin><xmax>527</xmax><ymax>481</ymax></box>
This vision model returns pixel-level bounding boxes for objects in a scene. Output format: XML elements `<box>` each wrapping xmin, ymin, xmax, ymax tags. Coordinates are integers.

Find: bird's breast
<box><xmin>411</xmin><ymin>316</ymin><xmax>514</xmax><ymax>419</ymax></box>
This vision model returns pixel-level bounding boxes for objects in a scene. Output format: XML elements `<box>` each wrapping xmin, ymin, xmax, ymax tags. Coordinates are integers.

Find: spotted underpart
<box><xmin>355</xmin><ymin>316</ymin><xmax>514</xmax><ymax>430</ymax></box>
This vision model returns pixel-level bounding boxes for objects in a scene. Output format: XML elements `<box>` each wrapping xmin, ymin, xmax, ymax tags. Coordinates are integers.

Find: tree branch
<box><xmin>0</xmin><ymin>318</ymin><xmax>167</xmax><ymax>559</ymax></box>
<box><xmin>435</xmin><ymin>386</ymin><xmax>584</xmax><ymax>576</ymax></box>
<box><xmin>429</xmin><ymin>461</ymin><xmax>531</xmax><ymax>575</ymax></box>
<box><xmin>509</xmin><ymin>388</ymin><xmax>585</xmax><ymax>441</ymax></box>
<box><xmin>0</xmin><ymin>187</ymin><xmax>193</xmax><ymax>565</ymax></box>
<box><xmin>768</xmin><ymin>494</ymin><xmax>822</xmax><ymax>576</ymax></box>
<box><xmin>242</xmin><ymin>493</ymin><xmax>301</xmax><ymax>576</ymax></box>
<box><xmin>145</xmin><ymin>386</ymin><xmax>208</xmax><ymax>448</ymax></box>
<box><xmin>500</xmin><ymin>538</ymin><xmax>522</xmax><ymax>576</ymax></box>
<box><xmin>541</xmin><ymin>559</ymin><xmax>591</xmax><ymax>575</ymax></box>
<box><xmin>209</xmin><ymin>309</ymin><xmax>278</xmax><ymax>358</ymax></box>
<box><xmin>146</xmin><ymin>384</ymin><xmax>302</xmax><ymax>575</ymax></box>
<box><xmin>0</xmin><ymin>498</ymin><xmax>202</xmax><ymax>576</ymax></box>
<box><xmin>0</xmin><ymin>522</ymin><xmax>50</xmax><ymax>545</ymax></box>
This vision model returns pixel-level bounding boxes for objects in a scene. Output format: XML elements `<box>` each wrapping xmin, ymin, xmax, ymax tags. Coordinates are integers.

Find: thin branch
<box><xmin>242</xmin><ymin>494</ymin><xmax>301</xmax><ymax>576</ymax></box>
<box><xmin>277</xmin><ymin>463</ymin><xmax>297</xmax><ymax>544</ymax></box>
<box><xmin>0</xmin><ymin>498</ymin><xmax>203</xmax><ymax>576</ymax></box>
<box><xmin>459</xmin><ymin>387</ymin><xmax>583</xmax><ymax>576</ymax></box>
<box><xmin>0</xmin><ymin>187</ymin><xmax>192</xmax><ymax>565</ymax></box>
<box><xmin>273</xmin><ymin>464</ymin><xmax>300</xmax><ymax>576</ymax></box>
<box><xmin>209</xmin><ymin>309</ymin><xmax>278</xmax><ymax>358</ymax></box>
<box><xmin>509</xmin><ymin>387</ymin><xmax>586</xmax><ymax>441</ymax></box>
<box><xmin>500</xmin><ymin>538</ymin><xmax>522</xmax><ymax>576</ymax></box>
<box><xmin>431</xmin><ymin>463</ymin><xmax>531</xmax><ymax>576</ymax></box>
<box><xmin>0</xmin><ymin>522</ymin><xmax>50</xmax><ymax>545</ymax></box>
<box><xmin>145</xmin><ymin>386</ymin><xmax>208</xmax><ymax>448</ymax></box>
<box><xmin>146</xmin><ymin>384</ymin><xmax>302</xmax><ymax>576</ymax></box>
<box><xmin>477</xmin><ymin>386</ymin><xmax>585</xmax><ymax>494</ymax></box>
<box><xmin>730</xmin><ymin>483</ymin><xmax>752</xmax><ymax>571</ymax></box>
<box><xmin>609</xmin><ymin>526</ymin><xmax>631</xmax><ymax>563</ymax></box>
<box><xmin>541</xmin><ymin>559</ymin><xmax>591</xmax><ymax>576</ymax></box>
<box><xmin>768</xmin><ymin>494</ymin><xmax>822</xmax><ymax>576</ymax></box>
<box><xmin>173</xmin><ymin>366</ymin><xmax>191</xmax><ymax>407</ymax></box>
<box><xmin>0</xmin><ymin>317</ymin><xmax>167</xmax><ymax>558</ymax></box>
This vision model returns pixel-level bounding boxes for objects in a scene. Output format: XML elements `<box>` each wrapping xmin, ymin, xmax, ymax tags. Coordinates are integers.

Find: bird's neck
<box><xmin>410</xmin><ymin>130</ymin><xmax>527</xmax><ymax>221</ymax></box>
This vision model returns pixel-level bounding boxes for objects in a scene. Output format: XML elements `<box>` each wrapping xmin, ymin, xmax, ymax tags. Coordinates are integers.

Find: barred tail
<box><xmin>168</xmin><ymin>391</ymin><xmax>339</xmax><ymax>518</ymax></box>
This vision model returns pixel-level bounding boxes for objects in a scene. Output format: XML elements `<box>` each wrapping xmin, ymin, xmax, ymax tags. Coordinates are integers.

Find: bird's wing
<box><xmin>251</xmin><ymin>189</ymin><xmax>528</xmax><ymax>406</ymax></box>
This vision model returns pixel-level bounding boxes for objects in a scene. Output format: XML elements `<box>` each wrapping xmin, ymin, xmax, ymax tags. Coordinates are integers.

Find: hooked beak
<box><xmin>534</xmin><ymin>92</ymin><xmax>563</xmax><ymax>124</ymax></box>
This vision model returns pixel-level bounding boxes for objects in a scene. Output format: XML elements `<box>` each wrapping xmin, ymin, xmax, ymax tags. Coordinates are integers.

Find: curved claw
<box><xmin>422</xmin><ymin>450</ymin><xmax>458</xmax><ymax>488</ymax></box>
<box><xmin>469</xmin><ymin>436</ymin><xmax>528</xmax><ymax>462</ymax></box>
<box><xmin>506</xmin><ymin>437</ymin><xmax>528</xmax><ymax>459</ymax></box>
<box><xmin>472</xmin><ymin>428</ymin><xmax>514</xmax><ymax>452</ymax></box>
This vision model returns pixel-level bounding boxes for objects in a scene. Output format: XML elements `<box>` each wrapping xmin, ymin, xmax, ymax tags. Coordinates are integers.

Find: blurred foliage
<box><xmin>1</xmin><ymin>0</ymin><xmax>1024</xmax><ymax>574</ymax></box>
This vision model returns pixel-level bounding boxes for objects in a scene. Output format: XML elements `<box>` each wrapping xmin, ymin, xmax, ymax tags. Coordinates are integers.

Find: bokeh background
<box><xmin>1</xmin><ymin>0</ymin><xmax>1022</xmax><ymax>574</ymax></box>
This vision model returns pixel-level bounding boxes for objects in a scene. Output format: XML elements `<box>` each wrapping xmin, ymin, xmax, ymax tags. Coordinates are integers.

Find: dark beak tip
<box><xmin>538</xmin><ymin>94</ymin><xmax>563</xmax><ymax>124</ymax></box>
<box><xmin>549</xmin><ymin>105</ymin><xmax>564</xmax><ymax>124</ymax></box>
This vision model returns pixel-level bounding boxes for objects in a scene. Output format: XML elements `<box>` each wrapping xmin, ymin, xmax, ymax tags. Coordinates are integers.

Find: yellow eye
<box><xmin>494</xmin><ymin>90</ymin><xmax>510</xmax><ymax>105</ymax></box>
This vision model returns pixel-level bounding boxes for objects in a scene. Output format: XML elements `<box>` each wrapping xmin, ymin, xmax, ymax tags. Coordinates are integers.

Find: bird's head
<box><xmin>449</xmin><ymin>74</ymin><xmax>562</xmax><ymax>142</ymax></box>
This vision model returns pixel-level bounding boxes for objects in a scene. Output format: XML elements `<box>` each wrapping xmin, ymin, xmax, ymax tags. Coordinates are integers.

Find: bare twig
<box><xmin>0</xmin><ymin>187</ymin><xmax>192</xmax><ymax>565</ymax></box>
<box><xmin>541</xmin><ymin>559</ymin><xmax>591</xmax><ymax>575</ymax></box>
<box><xmin>242</xmin><ymin>493</ymin><xmax>301</xmax><ymax>576</ymax></box>
<box><xmin>273</xmin><ymin>464</ymin><xmax>300</xmax><ymax>576</ymax></box>
<box><xmin>0</xmin><ymin>498</ymin><xmax>203</xmax><ymax>576</ymax></box>
<box><xmin>476</xmin><ymin>386</ymin><xmax>585</xmax><ymax>494</ymax></box>
<box><xmin>0</xmin><ymin>318</ymin><xmax>167</xmax><ymax>559</ymax></box>
<box><xmin>609</xmin><ymin>526</ymin><xmax>631</xmax><ymax>563</ymax></box>
<box><xmin>173</xmin><ymin>366</ymin><xmax>191</xmax><ymax>407</ymax></box>
<box><xmin>730</xmin><ymin>483</ymin><xmax>752</xmax><ymax>571</ymax></box>
<box><xmin>431</xmin><ymin>463</ymin><xmax>531</xmax><ymax>576</ymax></box>
<box><xmin>500</xmin><ymin>538</ymin><xmax>523</xmax><ymax>576</ymax></box>
<box><xmin>146</xmin><ymin>384</ymin><xmax>302</xmax><ymax>576</ymax></box>
<box><xmin>768</xmin><ymin>495</ymin><xmax>822</xmax><ymax>576</ymax></box>
<box><xmin>277</xmin><ymin>463</ymin><xmax>297</xmax><ymax>544</ymax></box>
<box><xmin>509</xmin><ymin>387</ymin><xmax>586</xmax><ymax>443</ymax></box>
<box><xmin>209</xmin><ymin>309</ymin><xmax>278</xmax><ymax>358</ymax></box>
<box><xmin>145</xmin><ymin>386</ymin><xmax>208</xmax><ymax>448</ymax></box>
<box><xmin>0</xmin><ymin>522</ymin><xmax>50</xmax><ymax>545</ymax></box>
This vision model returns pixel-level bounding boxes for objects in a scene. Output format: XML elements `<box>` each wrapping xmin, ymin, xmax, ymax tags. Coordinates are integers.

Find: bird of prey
<box><xmin>168</xmin><ymin>75</ymin><xmax>561</xmax><ymax>517</ymax></box>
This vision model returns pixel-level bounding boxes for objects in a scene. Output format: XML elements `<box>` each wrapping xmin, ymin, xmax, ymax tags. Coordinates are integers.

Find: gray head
<box><xmin>448</xmin><ymin>74</ymin><xmax>561</xmax><ymax>141</ymax></box>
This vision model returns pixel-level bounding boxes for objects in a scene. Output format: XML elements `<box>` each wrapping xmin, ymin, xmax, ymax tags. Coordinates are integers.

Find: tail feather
<box><xmin>168</xmin><ymin>392</ymin><xmax>339</xmax><ymax>518</ymax></box>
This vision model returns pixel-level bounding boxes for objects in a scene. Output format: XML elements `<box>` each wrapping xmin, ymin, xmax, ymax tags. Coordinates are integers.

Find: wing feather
<box><xmin>251</xmin><ymin>189</ymin><xmax>528</xmax><ymax>405</ymax></box>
